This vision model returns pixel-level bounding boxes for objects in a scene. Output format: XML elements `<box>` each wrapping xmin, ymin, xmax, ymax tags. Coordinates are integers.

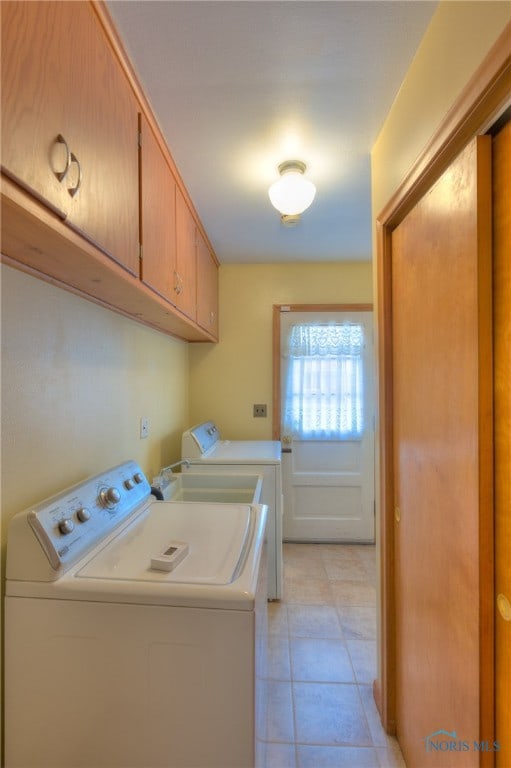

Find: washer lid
<box><xmin>76</xmin><ymin>501</ymin><xmax>253</xmax><ymax>585</ymax></box>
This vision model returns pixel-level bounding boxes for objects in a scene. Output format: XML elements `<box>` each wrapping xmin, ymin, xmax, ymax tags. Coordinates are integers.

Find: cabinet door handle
<box><xmin>67</xmin><ymin>152</ymin><xmax>82</xmax><ymax>197</ymax></box>
<box><xmin>174</xmin><ymin>271</ymin><xmax>183</xmax><ymax>295</ymax></box>
<box><xmin>54</xmin><ymin>134</ymin><xmax>71</xmax><ymax>182</ymax></box>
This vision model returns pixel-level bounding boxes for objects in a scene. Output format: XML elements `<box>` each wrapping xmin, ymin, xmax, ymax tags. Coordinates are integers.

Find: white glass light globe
<box><xmin>268</xmin><ymin>164</ymin><xmax>316</xmax><ymax>216</ymax></box>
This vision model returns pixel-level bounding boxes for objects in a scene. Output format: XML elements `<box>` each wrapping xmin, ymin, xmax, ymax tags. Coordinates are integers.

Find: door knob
<box><xmin>497</xmin><ymin>593</ymin><xmax>511</xmax><ymax>621</ymax></box>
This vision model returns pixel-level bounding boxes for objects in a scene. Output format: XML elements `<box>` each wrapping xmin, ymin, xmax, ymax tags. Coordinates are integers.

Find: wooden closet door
<box><xmin>392</xmin><ymin>136</ymin><xmax>493</xmax><ymax>767</ymax></box>
<box><xmin>494</xmin><ymin>119</ymin><xmax>511</xmax><ymax>767</ymax></box>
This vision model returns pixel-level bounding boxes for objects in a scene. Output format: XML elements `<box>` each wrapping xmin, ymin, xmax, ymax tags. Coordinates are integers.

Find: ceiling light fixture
<box><xmin>268</xmin><ymin>160</ymin><xmax>316</xmax><ymax>226</ymax></box>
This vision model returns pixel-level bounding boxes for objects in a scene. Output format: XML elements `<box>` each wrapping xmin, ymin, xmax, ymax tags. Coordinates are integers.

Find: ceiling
<box><xmin>107</xmin><ymin>1</ymin><xmax>437</xmax><ymax>264</ymax></box>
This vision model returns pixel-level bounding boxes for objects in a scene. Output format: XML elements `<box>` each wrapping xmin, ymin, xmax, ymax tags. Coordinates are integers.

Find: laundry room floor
<box><xmin>263</xmin><ymin>543</ymin><xmax>406</xmax><ymax>768</ymax></box>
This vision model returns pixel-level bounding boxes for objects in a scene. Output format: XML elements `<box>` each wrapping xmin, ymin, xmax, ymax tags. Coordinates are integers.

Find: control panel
<box><xmin>23</xmin><ymin>461</ymin><xmax>151</xmax><ymax>572</ymax></box>
<box><xmin>181</xmin><ymin>421</ymin><xmax>220</xmax><ymax>458</ymax></box>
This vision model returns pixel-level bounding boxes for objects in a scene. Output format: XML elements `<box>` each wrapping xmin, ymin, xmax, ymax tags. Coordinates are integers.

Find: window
<box><xmin>282</xmin><ymin>323</ymin><xmax>364</xmax><ymax>440</ymax></box>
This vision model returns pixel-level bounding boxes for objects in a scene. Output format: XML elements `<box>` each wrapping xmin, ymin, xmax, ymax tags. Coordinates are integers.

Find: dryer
<box><xmin>5</xmin><ymin>460</ymin><xmax>268</xmax><ymax>768</ymax></box>
<box><xmin>182</xmin><ymin>421</ymin><xmax>283</xmax><ymax>600</ymax></box>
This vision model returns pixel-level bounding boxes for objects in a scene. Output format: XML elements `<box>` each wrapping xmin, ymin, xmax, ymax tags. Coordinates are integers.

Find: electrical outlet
<box><xmin>253</xmin><ymin>404</ymin><xmax>267</xmax><ymax>418</ymax></box>
<box><xmin>140</xmin><ymin>417</ymin><xmax>150</xmax><ymax>439</ymax></box>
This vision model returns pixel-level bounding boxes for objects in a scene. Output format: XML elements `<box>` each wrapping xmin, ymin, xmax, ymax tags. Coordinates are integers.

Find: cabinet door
<box><xmin>68</xmin><ymin>3</ymin><xmax>139</xmax><ymax>276</ymax></box>
<box><xmin>139</xmin><ymin>115</ymin><xmax>176</xmax><ymax>301</ymax></box>
<box><xmin>175</xmin><ymin>187</ymin><xmax>197</xmax><ymax>321</ymax></box>
<box><xmin>196</xmin><ymin>231</ymin><xmax>219</xmax><ymax>338</ymax></box>
<box><xmin>1</xmin><ymin>1</ymin><xmax>75</xmax><ymax>216</ymax></box>
<box><xmin>1</xmin><ymin>1</ymin><xmax>139</xmax><ymax>276</ymax></box>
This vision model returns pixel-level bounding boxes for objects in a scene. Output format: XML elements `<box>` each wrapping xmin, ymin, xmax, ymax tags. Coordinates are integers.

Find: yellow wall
<box><xmin>372</xmin><ymin>0</ymin><xmax>510</xmax><ymax>216</ymax></box>
<box><xmin>1</xmin><ymin>264</ymin><xmax>190</xmax><ymax>538</ymax></box>
<box><xmin>189</xmin><ymin>261</ymin><xmax>373</xmax><ymax>439</ymax></box>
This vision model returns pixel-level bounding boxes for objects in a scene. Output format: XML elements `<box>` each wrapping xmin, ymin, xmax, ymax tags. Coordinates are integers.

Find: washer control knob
<box><xmin>124</xmin><ymin>478</ymin><xmax>135</xmax><ymax>491</ymax></box>
<box><xmin>76</xmin><ymin>507</ymin><xmax>91</xmax><ymax>523</ymax></box>
<box><xmin>133</xmin><ymin>473</ymin><xmax>144</xmax><ymax>485</ymax></box>
<box><xmin>100</xmin><ymin>487</ymin><xmax>121</xmax><ymax>507</ymax></box>
<box><xmin>59</xmin><ymin>518</ymin><xmax>75</xmax><ymax>535</ymax></box>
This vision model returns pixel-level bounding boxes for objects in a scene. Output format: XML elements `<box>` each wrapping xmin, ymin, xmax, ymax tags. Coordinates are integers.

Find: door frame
<box><xmin>375</xmin><ymin>21</ymin><xmax>510</xmax><ymax>751</ymax></box>
<box><xmin>272</xmin><ymin>303</ymin><xmax>373</xmax><ymax>440</ymax></box>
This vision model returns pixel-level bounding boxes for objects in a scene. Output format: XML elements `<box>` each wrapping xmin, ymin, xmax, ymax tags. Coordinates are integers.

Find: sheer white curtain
<box><xmin>283</xmin><ymin>323</ymin><xmax>364</xmax><ymax>440</ymax></box>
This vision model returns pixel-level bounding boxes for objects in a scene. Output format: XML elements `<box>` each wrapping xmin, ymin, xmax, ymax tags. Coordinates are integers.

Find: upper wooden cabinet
<box><xmin>1</xmin><ymin>1</ymin><xmax>139</xmax><ymax>276</ymax></box>
<box><xmin>1</xmin><ymin>0</ymin><xmax>219</xmax><ymax>342</ymax></box>
<box><xmin>196</xmin><ymin>231</ymin><xmax>219</xmax><ymax>339</ymax></box>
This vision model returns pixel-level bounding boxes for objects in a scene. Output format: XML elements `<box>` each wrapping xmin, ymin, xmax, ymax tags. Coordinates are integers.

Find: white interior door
<box><xmin>280</xmin><ymin>310</ymin><xmax>375</xmax><ymax>542</ymax></box>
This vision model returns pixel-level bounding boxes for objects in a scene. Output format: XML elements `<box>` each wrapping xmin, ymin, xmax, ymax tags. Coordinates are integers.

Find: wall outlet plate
<box><xmin>140</xmin><ymin>417</ymin><xmax>150</xmax><ymax>438</ymax></box>
<box><xmin>253</xmin><ymin>404</ymin><xmax>267</xmax><ymax>418</ymax></box>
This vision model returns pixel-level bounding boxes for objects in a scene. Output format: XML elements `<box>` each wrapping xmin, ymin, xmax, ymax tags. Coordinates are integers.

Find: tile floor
<box><xmin>262</xmin><ymin>543</ymin><xmax>406</xmax><ymax>768</ymax></box>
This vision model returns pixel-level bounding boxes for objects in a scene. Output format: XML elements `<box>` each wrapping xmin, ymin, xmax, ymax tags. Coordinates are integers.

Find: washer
<box><xmin>182</xmin><ymin>421</ymin><xmax>282</xmax><ymax>600</ymax></box>
<box><xmin>5</xmin><ymin>460</ymin><xmax>268</xmax><ymax>768</ymax></box>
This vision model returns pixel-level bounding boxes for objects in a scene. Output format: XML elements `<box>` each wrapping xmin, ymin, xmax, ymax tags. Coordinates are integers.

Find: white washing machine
<box><xmin>5</xmin><ymin>460</ymin><xmax>268</xmax><ymax>768</ymax></box>
<box><xmin>182</xmin><ymin>421</ymin><xmax>283</xmax><ymax>600</ymax></box>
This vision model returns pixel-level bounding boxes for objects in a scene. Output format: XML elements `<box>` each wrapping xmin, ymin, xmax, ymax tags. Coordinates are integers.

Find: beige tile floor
<box><xmin>263</xmin><ymin>543</ymin><xmax>406</xmax><ymax>768</ymax></box>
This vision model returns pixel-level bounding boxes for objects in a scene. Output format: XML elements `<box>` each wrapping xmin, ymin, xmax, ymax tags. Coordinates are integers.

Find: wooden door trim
<box><xmin>378</xmin><ymin>22</ymin><xmax>511</xmax><ymax>231</ymax></box>
<box><xmin>272</xmin><ymin>303</ymin><xmax>373</xmax><ymax>440</ymax></box>
<box><xmin>376</xmin><ymin>22</ymin><xmax>510</xmax><ymax>742</ymax></box>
